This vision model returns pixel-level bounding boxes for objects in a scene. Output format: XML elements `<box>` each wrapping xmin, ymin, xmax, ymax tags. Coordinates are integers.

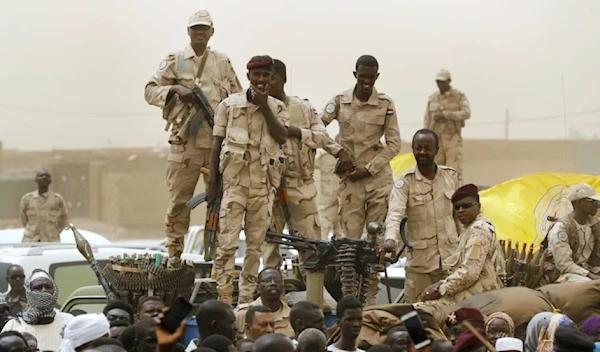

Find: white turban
<box><xmin>59</xmin><ymin>313</ymin><xmax>110</xmax><ymax>352</ymax></box>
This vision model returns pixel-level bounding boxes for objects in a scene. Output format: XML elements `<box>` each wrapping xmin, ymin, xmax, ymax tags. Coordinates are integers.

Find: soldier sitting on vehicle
<box><xmin>546</xmin><ymin>183</ymin><xmax>600</xmax><ymax>283</ymax></box>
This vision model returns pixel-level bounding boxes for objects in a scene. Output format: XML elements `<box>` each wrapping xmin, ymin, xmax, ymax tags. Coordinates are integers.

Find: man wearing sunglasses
<box><xmin>546</xmin><ymin>183</ymin><xmax>600</xmax><ymax>283</ymax></box>
<box><xmin>3</xmin><ymin>265</ymin><xmax>28</xmax><ymax>317</ymax></box>
<box><xmin>419</xmin><ymin>184</ymin><xmax>504</xmax><ymax>304</ymax></box>
<box><xmin>382</xmin><ymin>129</ymin><xmax>460</xmax><ymax>303</ymax></box>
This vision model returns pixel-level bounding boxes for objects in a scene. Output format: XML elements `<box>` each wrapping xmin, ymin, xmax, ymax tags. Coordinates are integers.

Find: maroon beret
<box><xmin>446</xmin><ymin>307</ymin><xmax>484</xmax><ymax>327</ymax></box>
<box><xmin>451</xmin><ymin>184</ymin><xmax>479</xmax><ymax>203</ymax></box>
<box><xmin>247</xmin><ymin>55</ymin><xmax>274</xmax><ymax>70</ymax></box>
<box><xmin>452</xmin><ymin>328</ymin><xmax>486</xmax><ymax>352</ymax></box>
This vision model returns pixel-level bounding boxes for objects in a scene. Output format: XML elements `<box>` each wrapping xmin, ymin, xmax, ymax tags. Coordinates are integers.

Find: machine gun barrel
<box><xmin>265</xmin><ymin>231</ymin><xmax>317</xmax><ymax>251</ymax></box>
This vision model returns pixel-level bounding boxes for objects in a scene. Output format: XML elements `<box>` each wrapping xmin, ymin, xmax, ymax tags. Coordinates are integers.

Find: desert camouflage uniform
<box><xmin>144</xmin><ymin>45</ymin><xmax>242</xmax><ymax>257</ymax></box>
<box><xmin>424</xmin><ymin>88</ymin><xmax>470</xmax><ymax>183</ymax></box>
<box><xmin>547</xmin><ymin>214</ymin><xmax>600</xmax><ymax>283</ymax></box>
<box><xmin>320</xmin><ymin>87</ymin><xmax>401</xmax><ymax>306</ymax></box>
<box><xmin>212</xmin><ymin>91</ymin><xmax>289</xmax><ymax>305</ymax></box>
<box><xmin>385</xmin><ymin>165</ymin><xmax>461</xmax><ymax>303</ymax></box>
<box><xmin>262</xmin><ymin>96</ymin><xmax>341</xmax><ymax>269</ymax></box>
<box><xmin>316</xmin><ymin>151</ymin><xmax>342</xmax><ymax>239</ymax></box>
<box><xmin>432</xmin><ymin>214</ymin><xmax>504</xmax><ymax>305</ymax></box>
<box><xmin>20</xmin><ymin>190</ymin><xmax>69</xmax><ymax>242</ymax></box>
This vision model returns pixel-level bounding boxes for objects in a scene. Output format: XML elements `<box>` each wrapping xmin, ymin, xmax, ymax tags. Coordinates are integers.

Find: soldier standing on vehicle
<box><xmin>547</xmin><ymin>183</ymin><xmax>600</xmax><ymax>283</ymax></box>
<box><xmin>261</xmin><ymin>59</ymin><xmax>350</xmax><ymax>268</ymax></box>
<box><xmin>382</xmin><ymin>129</ymin><xmax>461</xmax><ymax>303</ymax></box>
<box><xmin>320</xmin><ymin>55</ymin><xmax>401</xmax><ymax>306</ymax></box>
<box><xmin>423</xmin><ymin>69</ymin><xmax>470</xmax><ymax>183</ymax></box>
<box><xmin>207</xmin><ymin>55</ymin><xmax>289</xmax><ymax>306</ymax></box>
<box><xmin>144</xmin><ymin>10</ymin><xmax>242</xmax><ymax>258</ymax></box>
<box><xmin>20</xmin><ymin>169</ymin><xmax>69</xmax><ymax>243</ymax></box>
<box><xmin>316</xmin><ymin>136</ymin><xmax>343</xmax><ymax>240</ymax></box>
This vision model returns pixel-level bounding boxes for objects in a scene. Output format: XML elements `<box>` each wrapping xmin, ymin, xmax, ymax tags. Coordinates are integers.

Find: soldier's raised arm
<box><xmin>384</xmin><ymin>178</ymin><xmax>409</xmax><ymax>248</ymax></box>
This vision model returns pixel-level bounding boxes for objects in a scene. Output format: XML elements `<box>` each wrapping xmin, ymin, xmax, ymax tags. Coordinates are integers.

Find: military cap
<box><xmin>188</xmin><ymin>10</ymin><xmax>213</xmax><ymax>28</ymax></box>
<box><xmin>568</xmin><ymin>183</ymin><xmax>600</xmax><ymax>202</ymax></box>
<box><xmin>446</xmin><ymin>307</ymin><xmax>484</xmax><ymax>327</ymax></box>
<box><xmin>451</xmin><ymin>184</ymin><xmax>479</xmax><ymax>203</ymax></box>
<box><xmin>247</xmin><ymin>55</ymin><xmax>274</xmax><ymax>70</ymax></box>
<box><xmin>436</xmin><ymin>69</ymin><xmax>451</xmax><ymax>81</ymax></box>
<box><xmin>452</xmin><ymin>328</ymin><xmax>486</xmax><ymax>352</ymax></box>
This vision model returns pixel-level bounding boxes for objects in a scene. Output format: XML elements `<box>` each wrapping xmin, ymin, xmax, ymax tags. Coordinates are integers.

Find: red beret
<box><xmin>452</xmin><ymin>328</ymin><xmax>486</xmax><ymax>352</ymax></box>
<box><xmin>446</xmin><ymin>307</ymin><xmax>484</xmax><ymax>327</ymax></box>
<box><xmin>451</xmin><ymin>184</ymin><xmax>479</xmax><ymax>203</ymax></box>
<box><xmin>247</xmin><ymin>55</ymin><xmax>274</xmax><ymax>70</ymax></box>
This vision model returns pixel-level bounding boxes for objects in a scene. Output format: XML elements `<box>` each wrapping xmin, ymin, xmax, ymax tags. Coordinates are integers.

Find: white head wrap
<box><xmin>58</xmin><ymin>313</ymin><xmax>110</xmax><ymax>352</ymax></box>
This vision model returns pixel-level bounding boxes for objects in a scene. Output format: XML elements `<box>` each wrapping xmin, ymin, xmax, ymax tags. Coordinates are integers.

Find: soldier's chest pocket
<box><xmin>365</xmin><ymin>112</ymin><xmax>386</xmax><ymax>137</ymax></box>
<box><xmin>429</xmin><ymin>102</ymin><xmax>441</xmax><ymax>112</ymax></box>
<box><xmin>337</xmin><ymin>107</ymin><xmax>352</xmax><ymax>125</ymax></box>
<box><xmin>176</xmin><ymin>72</ymin><xmax>195</xmax><ymax>89</ymax></box>
<box><xmin>407</xmin><ymin>195</ymin><xmax>427</xmax><ymax>222</ymax></box>
<box><xmin>443</xmin><ymin>190</ymin><xmax>454</xmax><ymax>215</ymax></box>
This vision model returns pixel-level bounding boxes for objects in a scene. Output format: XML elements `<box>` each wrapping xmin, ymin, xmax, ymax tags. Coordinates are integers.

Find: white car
<box><xmin>0</xmin><ymin>228</ymin><xmax>110</xmax><ymax>245</ymax></box>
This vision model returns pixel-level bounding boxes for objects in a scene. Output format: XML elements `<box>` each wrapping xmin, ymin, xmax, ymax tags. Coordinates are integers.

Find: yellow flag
<box><xmin>388</xmin><ymin>154</ymin><xmax>600</xmax><ymax>245</ymax></box>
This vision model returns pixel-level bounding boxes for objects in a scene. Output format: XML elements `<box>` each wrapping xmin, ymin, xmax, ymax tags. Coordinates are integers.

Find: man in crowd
<box><xmin>445</xmin><ymin>307</ymin><xmax>485</xmax><ymax>345</ymax></box>
<box><xmin>3</xmin><ymin>265</ymin><xmax>28</xmax><ymax>317</ymax></box>
<box><xmin>187</xmin><ymin>299</ymin><xmax>237</xmax><ymax>351</ymax></box>
<box><xmin>262</xmin><ymin>58</ymin><xmax>348</xmax><ymax>269</ymax></box>
<box><xmin>20</xmin><ymin>169</ymin><xmax>69</xmax><ymax>242</ymax></box>
<box><xmin>327</xmin><ymin>296</ymin><xmax>364</xmax><ymax>352</ymax></box>
<box><xmin>234</xmin><ymin>268</ymin><xmax>293</xmax><ymax>338</ymax></box>
<box><xmin>0</xmin><ymin>331</ymin><xmax>29</xmax><ymax>352</ymax></box>
<box><xmin>207</xmin><ymin>55</ymin><xmax>289</xmax><ymax>305</ymax></box>
<box><xmin>144</xmin><ymin>9</ymin><xmax>242</xmax><ymax>257</ymax></box>
<box><xmin>297</xmin><ymin>328</ymin><xmax>327</xmax><ymax>352</ymax></box>
<box><xmin>547</xmin><ymin>183</ymin><xmax>600</xmax><ymax>282</ymax></box>
<box><xmin>320</xmin><ymin>55</ymin><xmax>401</xmax><ymax>305</ymax></box>
<box><xmin>423</xmin><ymin>69</ymin><xmax>471</xmax><ymax>183</ymax></box>
<box><xmin>382</xmin><ymin>129</ymin><xmax>460</xmax><ymax>303</ymax></box>
<box><xmin>136</xmin><ymin>296</ymin><xmax>165</xmax><ymax>321</ymax></box>
<box><xmin>243</xmin><ymin>306</ymin><xmax>274</xmax><ymax>340</ymax></box>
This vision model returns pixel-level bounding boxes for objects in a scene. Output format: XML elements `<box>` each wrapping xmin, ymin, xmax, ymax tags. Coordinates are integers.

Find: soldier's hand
<box><xmin>337</xmin><ymin>150</ymin><xmax>354</xmax><ymax>173</ymax></box>
<box><xmin>174</xmin><ymin>85</ymin><xmax>194</xmax><ymax>104</ymax></box>
<box><xmin>381</xmin><ymin>239</ymin><xmax>397</xmax><ymax>253</ymax></box>
<box><xmin>421</xmin><ymin>282</ymin><xmax>442</xmax><ymax>301</ymax></box>
<box><xmin>250</xmin><ymin>84</ymin><xmax>269</xmax><ymax>107</ymax></box>
<box><xmin>348</xmin><ymin>167</ymin><xmax>371</xmax><ymax>181</ymax></box>
<box><xmin>588</xmin><ymin>272</ymin><xmax>600</xmax><ymax>280</ymax></box>
<box><xmin>434</xmin><ymin>111</ymin><xmax>445</xmax><ymax>121</ymax></box>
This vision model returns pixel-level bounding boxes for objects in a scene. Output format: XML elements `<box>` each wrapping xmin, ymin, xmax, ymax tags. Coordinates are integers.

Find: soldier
<box><xmin>144</xmin><ymin>10</ymin><xmax>242</xmax><ymax>257</ymax></box>
<box><xmin>423</xmin><ymin>69</ymin><xmax>470</xmax><ymax>182</ymax></box>
<box><xmin>316</xmin><ymin>139</ymin><xmax>343</xmax><ymax>240</ymax></box>
<box><xmin>20</xmin><ymin>169</ymin><xmax>69</xmax><ymax>243</ymax></box>
<box><xmin>420</xmin><ymin>184</ymin><xmax>504</xmax><ymax>305</ymax></box>
<box><xmin>320</xmin><ymin>55</ymin><xmax>401</xmax><ymax>306</ymax></box>
<box><xmin>547</xmin><ymin>183</ymin><xmax>600</xmax><ymax>283</ymax></box>
<box><xmin>207</xmin><ymin>55</ymin><xmax>289</xmax><ymax>305</ymax></box>
<box><xmin>262</xmin><ymin>59</ymin><xmax>349</xmax><ymax>268</ymax></box>
<box><xmin>382</xmin><ymin>129</ymin><xmax>460</xmax><ymax>303</ymax></box>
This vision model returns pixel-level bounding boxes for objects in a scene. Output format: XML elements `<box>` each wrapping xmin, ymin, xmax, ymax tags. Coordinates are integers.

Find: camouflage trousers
<box><xmin>434</xmin><ymin>133</ymin><xmax>463</xmax><ymax>183</ymax></box>
<box><xmin>213</xmin><ymin>184</ymin><xmax>275</xmax><ymax>306</ymax></box>
<box><xmin>318</xmin><ymin>189</ymin><xmax>342</xmax><ymax>240</ymax></box>
<box><xmin>405</xmin><ymin>269</ymin><xmax>447</xmax><ymax>304</ymax></box>
<box><xmin>262</xmin><ymin>180</ymin><xmax>321</xmax><ymax>269</ymax></box>
<box><xmin>165</xmin><ymin>139</ymin><xmax>210</xmax><ymax>257</ymax></box>
<box><xmin>339</xmin><ymin>174</ymin><xmax>393</xmax><ymax>306</ymax></box>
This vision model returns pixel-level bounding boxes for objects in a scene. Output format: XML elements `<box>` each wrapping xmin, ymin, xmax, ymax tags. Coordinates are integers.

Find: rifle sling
<box><xmin>189</xmin><ymin>50</ymin><xmax>211</xmax><ymax>135</ymax></box>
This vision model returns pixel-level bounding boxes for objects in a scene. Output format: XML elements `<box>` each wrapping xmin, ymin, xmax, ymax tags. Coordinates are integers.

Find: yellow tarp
<box><xmin>389</xmin><ymin>153</ymin><xmax>600</xmax><ymax>245</ymax></box>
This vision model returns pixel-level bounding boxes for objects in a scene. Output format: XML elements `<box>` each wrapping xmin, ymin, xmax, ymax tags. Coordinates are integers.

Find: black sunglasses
<box><xmin>453</xmin><ymin>201</ymin><xmax>479</xmax><ymax>211</ymax></box>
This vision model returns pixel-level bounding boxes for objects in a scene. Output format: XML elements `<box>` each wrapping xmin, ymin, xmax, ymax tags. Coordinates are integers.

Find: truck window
<box><xmin>0</xmin><ymin>262</ymin><xmax>12</xmax><ymax>293</ymax></box>
<box><xmin>50</xmin><ymin>261</ymin><xmax>108</xmax><ymax>305</ymax></box>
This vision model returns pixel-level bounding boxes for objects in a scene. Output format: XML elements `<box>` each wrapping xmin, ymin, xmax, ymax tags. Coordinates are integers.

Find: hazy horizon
<box><xmin>1</xmin><ymin>0</ymin><xmax>599</xmax><ymax>151</ymax></box>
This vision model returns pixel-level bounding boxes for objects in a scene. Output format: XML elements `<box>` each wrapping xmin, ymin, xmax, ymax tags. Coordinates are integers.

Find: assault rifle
<box><xmin>189</xmin><ymin>86</ymin><xmax>214</xmax><ymax>135</ymax></box>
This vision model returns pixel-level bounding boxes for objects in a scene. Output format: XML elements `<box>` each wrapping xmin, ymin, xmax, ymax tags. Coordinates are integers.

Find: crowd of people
<box><xmin>2</xmin><ymin>266</ymin><xmax>600</xmax><ymax>352</ymax></box>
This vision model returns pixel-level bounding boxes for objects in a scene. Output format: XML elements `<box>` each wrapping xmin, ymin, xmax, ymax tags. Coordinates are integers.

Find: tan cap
<box><xmin>188</xmin><ymin>10</ymin><xmax>213</xmax><ymax>28</ymax></box>
<box><xmin>436</xmin><ymin>69</ymin><xmax>451</xmax><ymax>81</ymax></box>
<box><xmin>568</xmin><ymin>183</ymin><xmax>600</xmax><ymax>202</ymax></box>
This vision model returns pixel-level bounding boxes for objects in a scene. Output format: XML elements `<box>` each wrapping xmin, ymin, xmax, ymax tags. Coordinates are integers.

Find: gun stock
<box><xmin>71</xmin><ymin>225</ymin><xmax>118</xmax><ymax>301</ymax></box>
<box><xmin>186</xmin><ymin>168</ymin><xmax>212</xmax><ymax>210</ymax></box>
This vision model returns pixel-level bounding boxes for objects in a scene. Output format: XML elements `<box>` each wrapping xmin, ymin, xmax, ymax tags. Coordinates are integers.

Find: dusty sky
<box><xmin>1</xmin><ymin>0</ymin><xmax>599</xmax><ymax>151</ymax></box>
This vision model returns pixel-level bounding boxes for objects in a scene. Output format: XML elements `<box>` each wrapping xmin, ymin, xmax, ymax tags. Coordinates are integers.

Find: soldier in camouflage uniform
<box><xmin>261</xmin><ymin>59</ymin><xmax>348</xmax><ymax>268</ymax></box>
<box><xmin>547</xmin><ymin>183</ymin><xmax>600</xmax><ymax>283</ymax></box>
<box><xmin>420</xmin><ymin>184</ymin><xmax>504</xmax><ymax>305</ymax></box>
<box><xmin>320</xmin><ymin>55</ymin><xmax>401</xmax><ymax>306</ymax></box>
<box><xmin>423</xmin><ymin>69</ymin><xmax>470</xmax><ymax>183</ymax></box>
<box><xmin>144</xmin><ymin>10</ymin><xmax>242</xmax><ymax>257</ymax></box>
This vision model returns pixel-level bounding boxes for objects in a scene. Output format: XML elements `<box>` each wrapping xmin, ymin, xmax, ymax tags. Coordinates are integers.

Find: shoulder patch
<box><xmin>386</xmin><ymin>108</ymin><xmax>394</xmax><ymax>116</ymax></box>
<box><xmin>394</xmin><ymin>179</ymin><xmax>405</xmax><ymax>189</ymax></box>
<box><xmin>159</xmin><ymin>59</ymin><xmax>168</xmax><ymax>70</ymax></box>
<box><xmin>558</xmin><ymin>231</ymin><xmax>568</xmax><ymax>242</ymax></box>
<box><xmin>325</xmin><ymin>102</ymin><xmax>336</xmax><ymax>114</ymax></box>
